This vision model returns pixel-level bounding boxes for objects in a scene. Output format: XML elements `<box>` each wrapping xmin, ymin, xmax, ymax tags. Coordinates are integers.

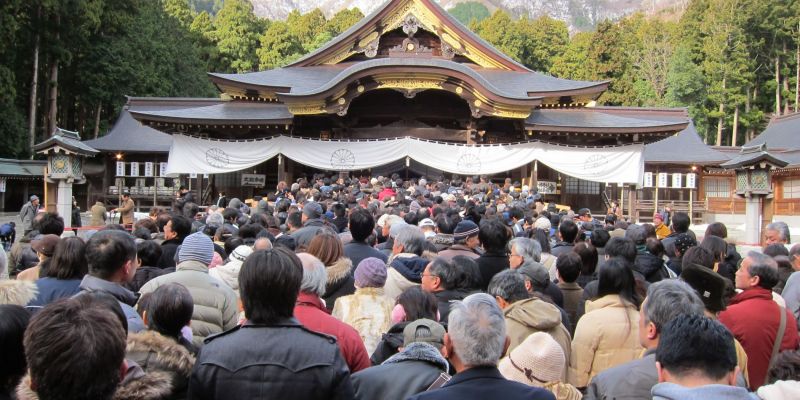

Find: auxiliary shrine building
<box><xmin>80</xmin><ymin>0</ymin><xmax>800</xmax><ymax>229</ymax></box>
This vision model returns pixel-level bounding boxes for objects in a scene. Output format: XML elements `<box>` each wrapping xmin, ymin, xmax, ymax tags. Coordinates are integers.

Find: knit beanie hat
<box><xmin>498</xmin><ymin>332</ymin><xmax>565</xmax><ymax>386</ymax></box>
<box><xmin>354</xmin><ymin>257</ymin><xmax>387</xmax><ymax>288</ymax></box>
<box><xmin>178</xmin><ymin>231</ymin><xmax>214</xmax><ymax>265</ymax></box>
<box><xmin>534</xmin><ymin>217</ymin><xmax>551</xmax><ymax>231</ymax></box>
<box><xmin>303</xmin><ymin>202</ymin><xmax>323</xmax><ymax>219</ymax></box>
<box><xmin>453</xmin><ymin>220</ymin><xmax>479</xmax><ymax>241</ymax></box>
<box><xmin>674</xmin><ymin>232</ymin><xmax>697</xmax><ymax>255</ymax></box>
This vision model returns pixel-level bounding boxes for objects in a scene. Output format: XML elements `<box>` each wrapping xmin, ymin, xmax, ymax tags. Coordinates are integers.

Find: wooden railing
<box><xmin>634</xmin><ymin>199</ymin><xmax>708</xmax><ymax>223</ymax></box>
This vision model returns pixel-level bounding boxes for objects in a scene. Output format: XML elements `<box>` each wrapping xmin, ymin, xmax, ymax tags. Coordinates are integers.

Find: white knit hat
<box><xmin>498</xmin><ymin>332</ymin><xmax>565</xmax><ymax>386</ymax></box>
<box><xmin>534</xmin><ymin>217</ymin><xmax>551</xmax><ymax>231</ymax></box>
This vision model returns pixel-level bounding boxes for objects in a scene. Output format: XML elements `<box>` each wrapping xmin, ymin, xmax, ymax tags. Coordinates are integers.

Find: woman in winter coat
<box><xmin>28</xmin><ymin>236</ymin><xmax>86</xmax><ymax>308</ymax></box>
<box><xmin>127</xmin><ymin>283</ymin><xmax>196</xmax><ymax>399</ymax></box>
<box><xmin>123</xmin><ymin>240</ymin><xmax>167</xmax><ymax>294</ymax></box>
<box><xmin>370</xmin><ymin>286</ymin><xmax>439</xmax><ymax>365</ymax></box>
<box><xmin>568</xmin><ymin>258</ymin><xmax>642</xmax><ymax>389</ymax></box>
<box><xmin>307</xmin><ymin>232</ymin><xmax>354</xmax><ymax>311</ymax></box>
<box><xmin>332</xmin><ymin>257</ymin><xmax>395</xmax><ymax>355</ymax></box>
<box><xmin>208</xmin><ymin>245</ymin><xmax>253</xmax><ymax>296</ymax></box>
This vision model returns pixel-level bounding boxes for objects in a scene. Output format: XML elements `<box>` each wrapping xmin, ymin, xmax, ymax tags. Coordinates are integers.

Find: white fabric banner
<box><xmin>167</xmin><ymin>135</ymin><xmax>644</xmax><ymax>183</ymax></box>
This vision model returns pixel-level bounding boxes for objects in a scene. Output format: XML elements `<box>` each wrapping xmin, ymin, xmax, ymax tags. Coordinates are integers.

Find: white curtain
<box><xmin>167</xmin><ymin>134</ymin><xmax>644</xmax><ymax>183</ymax></box>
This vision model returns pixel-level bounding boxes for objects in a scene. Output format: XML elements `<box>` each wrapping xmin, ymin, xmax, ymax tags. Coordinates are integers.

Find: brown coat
<box><xmin>118</xmin><ymin>198</ymin><xmax>135</xmax><ymax>225</ymax></box>
<box><xmin>504</xmin><ymin>297</ymin><xmax>572</xmax><ymax>381</ymax></box>
<box><xmin>557</xmin><ymin>281</ymin><xmax>583</xmax><ymax>335</ymax></box>
<box><xmin>90</xmin><ymin>201</ymin><xmax>107</xmax><ymax>226</ymax></box>
<box><xmin>568</xmin><ymin>294</ymin><xmax>642</xmax><ymax>388</ymax></box>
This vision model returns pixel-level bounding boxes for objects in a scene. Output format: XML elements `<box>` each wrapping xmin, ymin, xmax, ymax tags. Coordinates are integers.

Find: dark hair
<box><xmin>349</xmin><ymin>208</ymin><xmax>375</xmax><ymax>243</ymax></box>
<box><xmin>646</xmin><ymin>237</ymin><xmax>665</xmax><ymax>258</ymax></box>
<box><xmin>773</xmin><ymin>256</ymin><xmax>794</xmax><ymax>294</ymax></box>
<box><xmin>238</xmin><ymin>223</ymin><xmax>265</xmax><ymax>242</ymax></box>
<box><xmin>223</xmin><ymin>236</ymin><xmax>244</xmax><ymax>257</ymax></box>
<box><xmin>133</xmin><ymin>218</ymin><xmax>158</xmax><ymax>234</ymax></box>
<box><xmin>590</xmin><ymin>228</ymin><xmax>610</xmax><ymax>248</ymax></box>
<box><xmin>479</xmin><ymin>218</ymin><xmax>511</xmax><ymax>253</ymax></box>
<box><xmin>34</xmin><ymin>212</ymin><xmax>65</xmax><ymax>236</ymax></box>
<box><xmin>286</xmin><ymin>211</ymin><xmax>302</xmax><ymax>229</ymax></box>
<box><xmin>155</xmin><ymin>213</ymin><xmax>171</xmax><ymax>232</ymax></box>
<box><xmin>306</xmin><ymin>232</ymin><xmax>344</xmax><ymax>266</ymax></box>
<box><xmin>132</xmin><ymin>228</ymin><xmax>152</xmax><ymax>240</ymax></box>
<box><xmin>705</xmin><ymin>222</ymin><xmax>727</xmax><ymax>239</ymax></box>
<box><xmin>556</xmin><ymin>252</ymin><xmax>582</xmax><ymax>283</ymax></box>
<box><xmin>85</xmin><ymin>230</ymin><xmax>137</xmax><ymax>280</ymax></box>
<box><xmin>169</xmin><ymin>215</ymin><xmax>192</xmax><ymax>239</ymax></box>
<box><xmin>45</xmin><ymin>236</ymin><xmax>87</xmax><ymax>280</ymax></box>
<box><xmin>764</xmin><ymin>243</ymin><xmax>790</xmax><ymax>258</ymax></box>
<box><xmin>427</xmin><ymin>258</ymin><xmax>460</xmax><ymax>290</ymax></box>
<box><xmin>435</xmin><ymin>213</ymin><xmax>458</xmax><ymax>235</ymax></box>
<box><xmin>24</xmin><ymin>296</ymin><xmax>127</xmax><ymax>400</ymax></box>
<box><xmin>558</xmin><ymin>219</ymin><xmax>579</xmax><ymax>243</ymax></box>
<box><xmin>573</xmin><ymin>242</ymin><xmax>598</xmax><ymax>277</ymax></box>
<box><xmin>656</xmin><ymin>314</ymin><xmax>737</xmax><ymax>381</ymax></box>
<box><xmin>598</xmin><ymin>258</ymin><xmax>639</xmax><ymax>308</ymax></box>
<box><xmin>240</xmin><ymin>247</ymin><xmax>303</xmax><ymax>324</ymax></box>
<box><xmin>0</xmin><ymin>305</ymin><xmax>30</xmax><ymax>393</ymax></box>
<box><xmin>183</xmin><ymin>202</ymin><xmax>199</xmax><ymax>220</ymax></box>
<box><xmin>397</xmin><ymin>286</ymin><xmax>438</xmax><ymax>322</ymax></box>
<box><xmin>146</xmin><ymin>283</ymin><xmax>193</xmax><ymax>340</ymax></box>
<box><xmin>700</xmin><ymin>236</ymin><xmax>728</xmax><ymax>262</ymax></box>
<box><xmin>682</xmin><ymin>246</ymin><xmax>714</xmax><ymax>269</ymax></box>
<box><xmin>452</xmin><ymin>255</ymin><xmax>482</xmax><ymax>292</ymax></box>
<box><xmin>222</xmin><ymin>207</ymin><xmax>239</xmax><ymax>222</ymax></box>
<box><xmin>136</xmin><ymin>240</ymin><xmax>162</xmax><ymax>267</ymax></box>
<box><xmin>528</xmin><ymin>228</ymin><xmax>551</xmax><ymax>253</ymax></box>
<box><xmin>671</xmin><ymin>212</ymin><xmax>690</xmax><ymax>233</ymax></box>
<box><xmin>605</xmin><ymin>237</ymin><xmax>637</xmax><ymax>263</ymax></box>
<box><xmin>766</xmin><ymin>350</ymin><xmax>800</xmax><ymax>384</ymax></box>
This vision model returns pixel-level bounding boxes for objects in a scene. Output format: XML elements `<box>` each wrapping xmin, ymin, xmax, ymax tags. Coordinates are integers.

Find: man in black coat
<box><xmin>188</xmin><ymin>247</ymin><xmax>353</xmax><ymax>400</ymax></box>
<box><xmin>421</xmin><ymin>258</ymin><xmax>468</xmax><ymax>323</ymax></box>
<box><xmin>156</xmin><ymin>215</ymin><xmax>191</xmax><ymax>270</ymax></box>
<box><xmin>475</xmin><ymin>218</ymin><xmax>511</xmax><ymax>291</ymax></box>
<box><xmin>408</xmin><ymin>293</ymin><xmax>555</xmax><ymax>400</ymax></box>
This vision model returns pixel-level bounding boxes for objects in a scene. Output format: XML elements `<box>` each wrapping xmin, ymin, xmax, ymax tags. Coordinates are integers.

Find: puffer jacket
<box><xmin>568</xmin><ymin>294</ymin><xmax>641</xmax><ymax>388</ymax></box>
<box><xmin>139</xmin><ymin>260</ymin><xmax>239</xmax><ymax>347</ymax></box>
<box><xmin>126</xmin><ymin>330</ymin><xmax>195</xmax><ymax>399</ymax></box>
<box><xmin>504</xmin><ymin>297</ymin><xmax>572</xmax><ymax>380</ymax></box>
<box><xmin>332</xmin><ymin>287</ymin><xmax>394</xmax><ymax>356</ymax></box>
<box><xmin>384</xmin><ymin>253</ymin><xmax>429</xmax><ymax>300</ymax></box>
<box><xmin>323</xmin><ymin>257</ymin><xmax>356</xmax><ymax>312</ymax></box>
<box><xmin>124</xmin><ymin>266</ymin><xmax>168</xmax><ymax>293</ymax></box>
<box><xmin>352</xmin><ymin>342</ymin><xmax>449</xmax><ymax>400</ymax></box>
<box><xmin>633</xmin><ymin>251</ymin><xmax>667</xmax><ymax>283</ymax></box>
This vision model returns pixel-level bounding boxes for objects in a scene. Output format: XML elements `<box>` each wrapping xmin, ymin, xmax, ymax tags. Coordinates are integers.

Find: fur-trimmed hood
<box><xmin>326</xmin><ymin>257</ymin><xmax>353</xmax><ymax>286</ymax></box>
<box><xmin>382</xmin><ymin>342</ymin><xmax>448</xmax><ymax>371</ymax></box>
<box><xmin>16</xmin><ymin>369</ymin><xmax>173</xmax><ymax>400</ymax></box>
<box><xmin>126</xmin><ymin>330</ymin><xmax>195</xmax><ymax>378</ymax></box>
<box><xmin>0</xmin><ymin>279</ymin><xmax>38</xmax><ymax>306</ymax></box>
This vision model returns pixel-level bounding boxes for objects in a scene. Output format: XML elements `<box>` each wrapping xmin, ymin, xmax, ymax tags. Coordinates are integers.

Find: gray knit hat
<box><xmin>354</xmin><ymin>257</ymin><xmax>388</xmax><ymax>288</ymax></box>
<box><xmin>178</xmin><ymin>231</ymin><xmax>214</xmax><ymax>265</ymax></box>
<box><xmin>303</xmin><ymin>202</ymin><xmax>323</xmax><ymax>219</ymax></box>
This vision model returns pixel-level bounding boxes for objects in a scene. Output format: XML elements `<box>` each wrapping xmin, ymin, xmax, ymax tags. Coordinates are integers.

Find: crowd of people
<box><xmin>1</xmin><ymin>173</ymin><xmax>799</xmax><ymax>400</ymax></box>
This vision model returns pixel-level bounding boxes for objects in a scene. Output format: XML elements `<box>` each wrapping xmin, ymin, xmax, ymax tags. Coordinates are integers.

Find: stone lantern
<box><xmin>721</xmin><ymin>143</ymin><xmax>788</xmax><ymax>245</ymax></box>
<box><xmin>34</xmin><ymin>128</ymin><xmax>99</xmax><ymax>228</ymax></box>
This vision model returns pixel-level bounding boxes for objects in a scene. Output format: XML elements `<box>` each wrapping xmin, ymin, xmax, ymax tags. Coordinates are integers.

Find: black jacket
<box><xmin>188</xmin><ymin>319</ymin><xmax>353</xmax><ymax>400</ymax></box>
<box><xmin>433</xmin><ymin>289</ymin><xmax>469</xmax><ymax>323</ymax></box>
<box><xmin>475</xmin><ymin>251</ymin><xmax>510</xmax><ymax>291</ymax></box>
<box><xmin>370</xmin><ymin>321</ymin><xmax>409</xmax><ymax>365</ymax></box>
<box><xmin>408</xmin><ymin>366</ymin><xmax>555</xmax><ymax>400</ymax></box>
<box><xmin>352</xmin><ymin>342</ymin><xmax>449</xmax><ymax>400</ymax></box>
<box><xmin>634</xmin><ymin>252</ymin><xmax>668</xmax><ymax>283</ymax></box>
<box><xmin>124</xmin><ymin>266</ymin><xmax>168</xmax><ymax>294</ymax></box>
<box><xmin>157</xmin><ymin>237</ymin><xmax>184</xmax><ymax>270</ymax></box>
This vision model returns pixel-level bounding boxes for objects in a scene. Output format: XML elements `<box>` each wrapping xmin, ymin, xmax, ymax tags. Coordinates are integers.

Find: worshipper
<box><xmin>123</xmin><ymin>240</ymin><xmax>166</xmax><ymax>293</ymax></box>
<box><xmin>351</xmin><ymin>319</ymin><xmax>450</xmax><ymax>400</ymax></box>
<box><xmin>306</xmin><ymin>232</ymin><xmax>355</xmax><ymax>310</ymax></box>
<box><xmin>17</xmin><ymin>295</ymin><xmax>129</xmax><ymax>400</ymax></box>
<box><xmin>515</xmin><ymin>251</ymin><xmax>565</xmax><ymax>308</ymax></box>
<box><xmin>487</xmin><ymin>270</ymin><xmax>571</xmax><ymax>380</ymax></box>
<box><xmin>420</xmin><ymin>257</ymin><xmax>469</xmax><ymax>322</ymax></box>
<box><xmin>139</xmin><ymin>232</ymin><xmax>238</xmax><ymax>345</ymax></box>
<box><xmin>652</xmin><ymin>314</ymin><xmax>758</xmax><ymax>400</ymax></box>
<box><xmin>668</xmin><ymin>232</ymin><xmax>697</xmax><ymax>275</ymax></box>
<box><xmin>572</xmin><ymin>242</ymin><xmax>597</xmax><ymax>288</ymax></box>
<box><xmin>384</xmin><ymin>226</ymin><xmax>430</xmax><ymax>300</ymax></box>
<box><xmin>15</xmin><ymin>234</ymin><xmax>59</xmax><ymax>281</ymax></box>
<box><xmin>662</xmin><ymin>212</ymin><xmax>693</xmax><ymax>267</ymax></box>
<box><xmin>555</xmin><ymin>252</ymin><xmax>583</xmax><ymax>335</ymax></box>
<box><xmin>294</xmin><ymin>253</ymin><xmax>370</xmax><ymax>373</ymax></box>
<box><xmin>127</xmin><ymin>283</ymin><xmax>197</xmax><ymax>399</ymax></box>
<box><xmin>188</xmin><ymin>247</ymin><xmax>354</xmax><ymax>399</ymax></box>
<box><xmin>78</xmin><ymin>230</ymin><xmax>144</xmax><ymax>333</ymax></box>
<box><xmin>0</xmin><ymin>305</ymin><xmax>30</xmax><ymax>399</ymax></box>
<box><xmin>652</xmin><ymin>212</ymin><xmax>670</xmax><ymax>239</ymax></box>
<box><xmin>343</xmin><ymin>208</ymin><xmax>388</xmax><ymax>268</ymax></box>
<box><xmin>332</xmin><ymin>257</ymin><xmax>395</xmax><ymax>356</ymax></box>
<box><xmin>371</xmin><ymin>286</ymin><xmax>439</xmax><ymax>365</ymax></box>
<box><xmin>207</xmin><ymin>244</ymin><xmax>252</xmax><ymax>296</ymax></box>
<box><xmin>627</xmin><ymin>224</ymin><xmax>668</xmax><ymax>283</ymax></box>
<box><xmin>376</xmin><ymin>214</ymin><xmax>405</xmax><ymax>254</ymax></box>
<box><xmin>436</xmin><ymin>220</ymin><xmax>481</xmax><ymax>261</ymax></box>
<box><xmin>551</xmin><ymin>220</ymin><xmax>578</xmax><ymax>258</ymax></box>
<box><xmin>719</xmin><ymin>251</ymin><xmax>800</xmax><ymax>389</ymax></box>
<box><xmin>452</xmin><ymin>255</ymin><xmax>484</xmax><ymax>293</ymax></box>
<box><xmin>156</xmin><ymin>215</ymin><xmax>192</xmax><ymax>270</ymax></box>
<box><xmin>89</xmin><ymin>198</ymin><xmax>107</xmax><ymax>226</ymax></box>
<box><xmin>407</xmin><ymin>293</ymin><xmax>555</xmax><ymax>400</ymax></box>
<box><xmin>475</xmin><ymin>218</ymin><xmax>512</xmax><ymax>290</ymax></box>
<box><xmin>27</xmin><ymin>236</ymin><xmax>86</xmax><ymax>307</ymax></box>
<box><xmin>585</xmin><ymin>280</ymin><xmax>707</xmax><ymax>400</ymax></box>
<box><xmin>418</xmin><ymin>218</ymin><xmax>437</xmax><ymax>239</ymax></box>
<box><xmin>499</xmin><ymin>332</ymin><xmax>582</xmax><ymax>400</ymax></box>
<box><xmin>773</xmin><ymin>256</ymin><xmax>795</xmax><ymax>295</ymax></box>
<box><xmin>18</xmin><ymin>195</ymin><xmax>39</xmax><ymax>236</ymax></box>
<box><xmin>783</xmin><ymin>244</ymin><xmax>800</xmax><ymax>319</ymax></box>
<box><xmin>701</xmin><ymin>235</ymin><xmax>738</xmax><ymax>283</ymax></box>
<box><xmin>292</xmin><ymin>201</ymin><xmax>336</xmax><ymax>249</ymax></box>
<box><xmin>569</xmin><ymin>258</ymin><xmax>642</xmax><ymax>389</ymax></box>
<box><xmin>757</xmin><ymin>350</ymin><xmax>800</xmax><ymax>399</ymax></box>
<box><xmin>765</xmin><ymin>222</ymin><xmax>791</xmax><ymax>247</ymax></box>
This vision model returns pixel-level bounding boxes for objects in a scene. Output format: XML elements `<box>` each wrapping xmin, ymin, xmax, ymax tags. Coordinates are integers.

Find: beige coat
<box><xmin>118</xmin><ymin>198</ymin><xmax>135</xmax><ymax>225</ymax></box>
<box><xmin>568</xmin><ymin>294</ymin><xmax>641</xmax><ymax>388</ymax></box>
<box><xmin>332</xmin><ymin>287</ymin><xmax>394</xmax><ymax>355</ymax></box>
<box><xmin>504</xmin><ymin>297</ymin><xmax>572</xmax><ymax>381</ymax></box>
<box><xmin>90</xmin><ymin>201</ymin><xmax>107</xmax><ymax>226</ymax></box>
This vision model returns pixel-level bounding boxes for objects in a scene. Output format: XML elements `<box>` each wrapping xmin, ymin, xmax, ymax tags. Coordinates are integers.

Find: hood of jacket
<box><xmin>652</xmin><ymin>382</ymin><xmax>758</xmax><ymax>400</ymax></box>
<box><xmin>505</xmin><ymin>297</ymin><xmax>562</xmax><ymax>330</ymax></box>
<box><xmin>634</xmin><ymin>253</ymin><xmax>664</xmax><ymax>279</ymax></box>
<box><xmin>430</xmin><ymin>233</ymin><xmax>453</xmax><ymax>247</ymax></box>
<box><xmin>79</xmin><ymin>275</ymin><xmax>138</xmax><ymax>306</ymax></box>
<box><xmin>209</xmin><ymin>260</ymin><xmax>243</xmax><ymax>290</ymax></box>
<box><xmin>0</xmin><ymin>279</ymin><xmax>38</xmax><ymax>306</ymax></box>
<box><xmin>382</xmin><ymin>342</ymin><xmax>448</xmax><ymax>371</ymax></box>
<box><xmin>16</xmin><ymin>369</ymin><xmax>173</xmax><ymax>400</ymax></box>
<box><xmin>326</xmin><ymin>257</ymin><xmax>353</xmax><ymax>287</ymax></box>
<box><xmin>757</xmin><ymin>380</ymin><xmax>800</xmax><ymax>400</ymax></box>
<box><xmin>390</xmin><ymin>255</ymin><xmax>429</xmax><ymax>283</ymax></box>
<box><xmin>126</xmin><ymin>330</ymin><xmax>195</xmax><ymax>377</ymax></box>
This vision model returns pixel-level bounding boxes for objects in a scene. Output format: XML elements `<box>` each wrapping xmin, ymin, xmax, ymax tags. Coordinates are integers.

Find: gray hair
<box><xmin>253</xmin><ymin>237</ymin><xmax>272</xmax><ymax>251</ymax></box>
<box><xmin>296</xmin><ymin>253</ymin><xmax>327</xmax><ymax>296</ymax></box>
<box><xmin>395</xmin><ymin>226</ymin><xmax>426</xmax><ymax>256</ymax></box>
<box><xmin>486</xmin><ymin>269</ymin><xmax>529</xmax><ymax>304</ymax></box>
<box><xmin>643</xmin><ymin>280</ymin><xmax>705</xmax><ymax>333</ymax></box>
<box><xmin>509</xmin><ymin>237</ymin><xmax>541</xmax><ymax>263</ymax></box>
<box><xmin>448</xmin><ymin>293</ymin><xmax>507</xmax><ymax>367</ymax></box>
<box><xmin>625</xmin><ymin>224</ymin><xmax>647</xmax><ymax>245</ymax></box>
<box><xmin>428</xmin><ymin>258</ymin><xmax>460</xmax><ymax>290</ymax></box>
<box><xmin>766</xmin><ymin>221</ymin><xmax>791</xmax><ymax>243</ymax></box>
<box><xmin>205</xmin><ymin>212</ymin><xmax>224</xmax><ymax>226</ymax></box>
<box><xmin>746</xmin><ymin>251</ymin><xmax>779</xmax><ymax>290</ymax></box>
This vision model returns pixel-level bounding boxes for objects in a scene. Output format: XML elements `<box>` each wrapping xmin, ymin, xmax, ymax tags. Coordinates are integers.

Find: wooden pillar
<box><xmin>531</xmin><ymin>160</ymin><xmax>538</xmax><ymax>189</ymax></box>
<box><xmin>277</xmin><ymin>154</ymin><xmax>286</xmax><ymax>184</ymax></box>
<box><xmin>628</xmin><ymin>185</ymin><xmax>635</xmax><ymax>222</ymax></box>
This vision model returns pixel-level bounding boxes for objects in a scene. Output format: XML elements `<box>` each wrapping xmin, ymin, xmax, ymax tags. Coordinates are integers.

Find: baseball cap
<box><xmin>418</xmin><ymin>218</ymin><xmax>435</xmax><ymax>228</ymax></box>
<box><xmin>403</xmin><ymin>318</ymin><xmax>446</xmax><ymax>348</ymax></box>
<box><xmin>31</xmin><ymin>234</ymin><xmax>60</xmax><ymax>257</ymax></box>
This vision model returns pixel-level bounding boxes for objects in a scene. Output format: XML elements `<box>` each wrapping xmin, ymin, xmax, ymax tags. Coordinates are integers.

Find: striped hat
<box><xmin>453</xmin><ymin>220</ymin><xmax>479</xmax><ymax>241</ymax></box>
<box><xmin>178</xmin><ymin>232</ymin><xmax>214</xmax><ymax>265</ymax></box>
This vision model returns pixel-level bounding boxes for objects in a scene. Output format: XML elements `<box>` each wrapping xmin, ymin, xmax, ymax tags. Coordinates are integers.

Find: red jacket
<box><xmin>294</xmin><ymin>292</ymin><xmax>371</xmax><ymax>373</ymax></box>
<box><xmin>719</xmin><ymin>287</ymin><xmax>800</xmax><ymax>389</ymax></box>
<box><xmin>377</xmin><ymin>188</ymin><xmax>396</xmax><ymax>202</ymax></box>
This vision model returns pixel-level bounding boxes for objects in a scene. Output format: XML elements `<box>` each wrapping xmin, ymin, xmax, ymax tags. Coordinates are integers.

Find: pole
<box><xmin>619</xmin><ymin>184</ymin><xmax>624</xmax><ymax>217</ymax></box>
<box><xmin>654</xmin><ymin>171</ymin><xmax>659</xmax><ymax>216</ymax></box>
<box><xmin>689</xmin><ymin>189</ymin><xmax>694</xmax><ymax>221</ymax></box>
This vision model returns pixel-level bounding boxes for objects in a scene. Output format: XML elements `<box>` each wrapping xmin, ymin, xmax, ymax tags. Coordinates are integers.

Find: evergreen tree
<box><xmin>211</xmin><ymin>0</ymin><xmax>262</xmax><ymax>73</ymax></box>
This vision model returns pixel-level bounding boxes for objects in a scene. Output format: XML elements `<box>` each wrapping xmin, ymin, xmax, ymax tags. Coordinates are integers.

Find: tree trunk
<box><xmin>47</xmin><ymin>58</ymin><xmax>58</xmax><ymax>136</ymax></box>
<box><xmin>796</xmin><ymin>27</ymin><xmax>799</xmax><ymax>113</ymax></box>
<box><xmin>28</xmin><ymin>22</ymin><xmax>40</xmax><ymax>159</ymax></box>
<box><xmin>732</xmin><ymin>105</ymin><xmax>739</xmax><ymax>147</ymax></box>
<box><xmin>745</xmin><ymin>86</ymin><xmax>753</xmax><ymax>141</ymax></box>
<box><xmin>784</xmin><ymin>41</ymin><xmax>790</xmax><ymax>114</ymax></box>
<box><xmin>93</xmin><ymin>103</ymin><xmax>102</xmax><ymax>139</ymax></box>
<box><xmin>776</xmin><ymin>55</ymin><xmax>781</xmax><ymax>115</ymax></box>
<box><xmin>716</xmin><ymin>77</ymin><xmax>725</xmax><ymax>146</ymax></box>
